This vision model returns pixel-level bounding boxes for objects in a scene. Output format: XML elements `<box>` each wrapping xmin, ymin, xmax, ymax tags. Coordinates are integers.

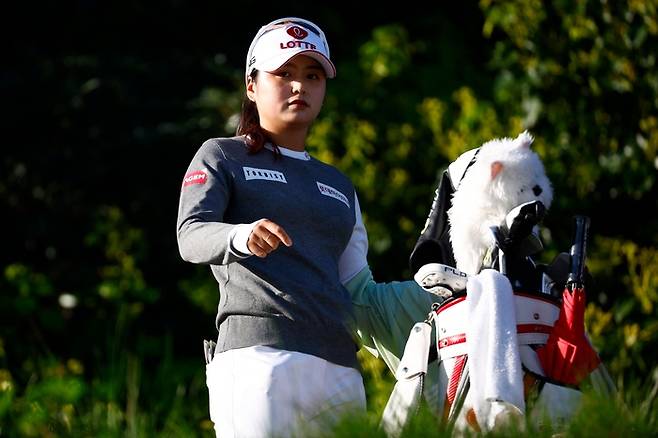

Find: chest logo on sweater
<box><xmin>317</xmin><ymin>182</ymin><xmax>349</xmax><ymax>207</ymax></box>
<box><xmin>243</xmin><ymin>167</ymin><xmax>287</xmax><ymax>183</ymax></box>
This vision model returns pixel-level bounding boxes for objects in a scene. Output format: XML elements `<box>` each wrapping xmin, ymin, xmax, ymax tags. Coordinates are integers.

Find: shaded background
<box><xmin>2</xmin><ymin>1</ymin><xmax>657</xmax><ymax>435</ymax></box>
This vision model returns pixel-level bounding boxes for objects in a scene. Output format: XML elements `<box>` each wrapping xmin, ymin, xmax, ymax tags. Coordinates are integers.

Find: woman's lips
<box><xmin>288</xmin><ymin>99</ymin><xmax>309</xmax><ymax>107</ymax></box>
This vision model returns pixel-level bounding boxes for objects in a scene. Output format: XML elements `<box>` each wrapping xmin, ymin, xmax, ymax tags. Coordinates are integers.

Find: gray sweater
<box><xmin>177</xmin><ymin>136</ymin><xmax>362</xmax><ymax>368</ymax></box>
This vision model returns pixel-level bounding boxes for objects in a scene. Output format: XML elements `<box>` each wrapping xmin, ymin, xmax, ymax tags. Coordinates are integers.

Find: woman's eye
<box><xmin>308</xmin><ymin>73</ymin><xmax>319</xmax><ymax>80</ymax></box>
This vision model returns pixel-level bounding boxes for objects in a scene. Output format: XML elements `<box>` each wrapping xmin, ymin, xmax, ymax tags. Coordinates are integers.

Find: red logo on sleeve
<box><xmin>183</xmin><ymin>170</ymin><xmax>208</xmax><ymax>187</ymax></box>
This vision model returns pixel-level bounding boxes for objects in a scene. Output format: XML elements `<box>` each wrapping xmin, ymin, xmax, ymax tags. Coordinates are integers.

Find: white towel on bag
<box><xmin>466</xmin><ymin>269</ymin><xmax>525</xmax><ymax>429</ymax></box>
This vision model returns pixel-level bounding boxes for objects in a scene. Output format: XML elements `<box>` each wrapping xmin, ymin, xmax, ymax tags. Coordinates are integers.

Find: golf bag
<box><xmin>381</xmin><ymin>212</ymin><xmax>615</xmax><ymax>436</ymax></box>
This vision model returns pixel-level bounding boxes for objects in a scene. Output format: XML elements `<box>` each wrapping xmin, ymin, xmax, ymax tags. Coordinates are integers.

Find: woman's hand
<box><xmin>248</xmin><ymin>219</ymin><xmax>293</xmax><ymax>258</ymax></box>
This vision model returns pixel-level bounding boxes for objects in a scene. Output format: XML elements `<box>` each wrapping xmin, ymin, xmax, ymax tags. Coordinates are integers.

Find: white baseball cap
<box><xmin>245</xmin><ymin>17</ymin><xmax>336</xmax><ymax>83</ymax></box>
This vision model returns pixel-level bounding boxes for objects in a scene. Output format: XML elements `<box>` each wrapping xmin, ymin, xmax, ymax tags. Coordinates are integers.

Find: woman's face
<box><xmin>247</xmin><ymin>55</ymin><xmax>327</xmax><ymax>134</ymax></box>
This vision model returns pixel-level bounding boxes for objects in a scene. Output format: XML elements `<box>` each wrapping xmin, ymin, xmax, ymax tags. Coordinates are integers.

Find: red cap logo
<box><xmin>287</xmin><ymin>26</ymin><xmax>308</xmax><ymax>39</ymax></box>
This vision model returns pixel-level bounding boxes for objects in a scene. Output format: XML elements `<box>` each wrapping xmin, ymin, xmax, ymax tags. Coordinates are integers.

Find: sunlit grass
<box><xmin>3</xmin><ymin>348</ymin><xmax>656</xmax><ymax>437</ymax></box>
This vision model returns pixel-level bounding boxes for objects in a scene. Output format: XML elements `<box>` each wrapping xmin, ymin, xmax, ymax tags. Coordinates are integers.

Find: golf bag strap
<box><xmin>380</xmin><ymin>321</ymin><xmax>433</xmax><ymax>437</ymax></box>
<box><xmin>395</xmin><ymin>322</ymin><xmax>432</xmax><ymax>380</ymax></box>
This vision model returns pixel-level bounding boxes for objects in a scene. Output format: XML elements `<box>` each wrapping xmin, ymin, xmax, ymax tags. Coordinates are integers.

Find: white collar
<box><xmin>265</xmin><ymin>143</ymin><xmax>311</xmax><ymax>161</ymax></box>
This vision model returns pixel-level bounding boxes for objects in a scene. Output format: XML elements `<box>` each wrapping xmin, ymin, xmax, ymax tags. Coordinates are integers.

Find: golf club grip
<box><xmin>568</xmin><ymin>215</ymin><xmax>590</xmax><ymax>287</ymax></box>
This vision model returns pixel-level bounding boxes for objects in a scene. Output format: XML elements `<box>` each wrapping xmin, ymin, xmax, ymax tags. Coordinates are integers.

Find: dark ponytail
<box><xmin>236</xmin><ymin>70</ymin><xmax>280</xmax><ymax>157</ymax></box>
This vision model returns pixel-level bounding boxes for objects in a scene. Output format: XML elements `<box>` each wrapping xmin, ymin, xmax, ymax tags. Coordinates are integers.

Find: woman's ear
<box><xmin>246</xmin><ymin>77</ymin><xmax>256</xmax><ymax>102</ymax></box>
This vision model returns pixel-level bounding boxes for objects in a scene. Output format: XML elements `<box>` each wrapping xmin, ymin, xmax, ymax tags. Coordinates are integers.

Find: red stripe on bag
<box><xmin>446</xmin><ymin>354</ymin><xmax>467</xmax><ymax>404</ymax></box>
<box><xmin>517</xmin><ymin>324</ymin><xmax>553</xmax><ymax>334</ymax></box>
<box><xmin>438</xmin><ymin>324</ymin><xmax>552</xmax><ymax>350</ymax></box>
<box><xmin>438</xmin><ymin>333</ymin><xmax>466</xmax><ymax>349</ymax></box>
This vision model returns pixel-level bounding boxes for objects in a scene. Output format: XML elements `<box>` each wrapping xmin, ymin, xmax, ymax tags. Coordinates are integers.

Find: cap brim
<box><xmin>257</xmin><ymin>50</ymin><xmax>336</xmax><ymax>78</ymax></box>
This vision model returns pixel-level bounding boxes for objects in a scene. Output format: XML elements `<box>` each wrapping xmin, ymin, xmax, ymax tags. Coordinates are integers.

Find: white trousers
<box><xmin>206</xmin><ymin>345</ymin><xmax>366</xmax><ymax>438</ymax></box>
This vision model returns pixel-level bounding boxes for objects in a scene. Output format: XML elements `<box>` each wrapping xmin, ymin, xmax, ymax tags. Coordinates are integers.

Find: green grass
<box><xmin>2</xmin><ymin>356</ymin><xmax>657</xmax><ymax>437</ymax></box>
<box><xmin>2</xmin><ymin>343</ymin><xmax>657</xmax><ymax>437</ymax></box>
<box><xmin>325</xmin><ymin>383</ymin><xmax>658</xmax><ymax>438</ymax></box>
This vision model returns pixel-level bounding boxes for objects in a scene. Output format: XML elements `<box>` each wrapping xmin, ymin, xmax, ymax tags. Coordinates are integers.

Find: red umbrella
<box><xmin>536</xmin><ymin>216</ymin><xmax>601</xmax><ymax>386</ymax></box>
<box><xmin>536</xmin><ymin>285</ymin><xmax>601</xmax><ymax>386</ymax></box>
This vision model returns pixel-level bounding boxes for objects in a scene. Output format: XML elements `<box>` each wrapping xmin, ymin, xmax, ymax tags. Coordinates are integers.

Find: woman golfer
<box><xmin>177</xmin><ymin>17</ymin><xmax>370</xmax><ymax>437</ymax></box>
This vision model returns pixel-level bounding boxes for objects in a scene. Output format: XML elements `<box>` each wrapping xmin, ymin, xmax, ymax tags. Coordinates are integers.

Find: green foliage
<box><xmin>0</xmin><ymin>204</ymin><xmax>213</xmax><ymax>436</ymax></box>
<box><xmin>564</xmin><ymin>388</ymin><xmax>658</xmax><ymax>437</ymax></box>
<box><xmin>8</xmin><ymin>360</ymin><xmax>86</xmax><ymax>437</ymax></box>
<box><xmin>85</xmin><ymin>206</ymin><xmax>158</xmax><ymax>305</ymax></box>
<box><xmin>483</xmin><ymin>0</ymin><xmax>658</xmax><ymax>203</ymax></box>
<box><xmin>360</xmin><ymin>25</ymin><xmax>413</xmax><ymax>83</ymax></box>
<box><xmin>1</xmin><ymin>352</ymin><xmax>214</xmax><ymax>437</ymax></box>
<box><xmin>178</xmin><ymin>265</ymin><xmax>221</xmax><ymax>316</ymax></box>
<box><xmin>357</xmin><ymin>349</ymin><xmax>395</xmax><ymax>414</ymax></box>
<box><xmin>4</xmin><ymin>264</ymin><xmax>54</xmax><ymax>315</ymax></box>
<box><xmin>587</xmin><ymin>237</ymin><xmax>658</xmax><ymax>379</ymax></box>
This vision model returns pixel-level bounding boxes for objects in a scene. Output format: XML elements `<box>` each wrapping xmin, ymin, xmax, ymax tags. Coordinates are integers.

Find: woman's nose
<box><xmin>291</xmin><ymin>80</ymin><xmax>305</xmax><ymax>94</ymax></box>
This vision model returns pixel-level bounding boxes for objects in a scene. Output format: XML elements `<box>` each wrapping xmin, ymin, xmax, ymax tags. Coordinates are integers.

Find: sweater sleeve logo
<box><xmin>182</xmin><ymin>170</ymin><xmax>208</xmax><ymax>187</ymax></box>
<box><xmin>317</xmin><ymin>182</ymin><xmax>349</xmax><ymax>207</ymax></box>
